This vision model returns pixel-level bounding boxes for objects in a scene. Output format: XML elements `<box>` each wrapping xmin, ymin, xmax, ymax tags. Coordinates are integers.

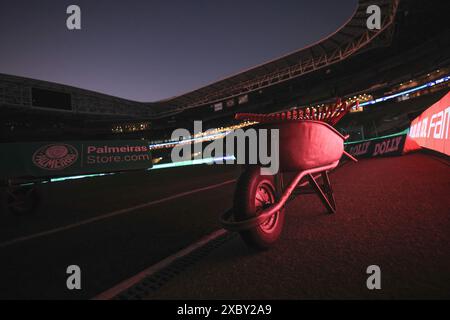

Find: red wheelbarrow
<box><xmin>220</xmin><ymin>100</ymin><xmax>358</xmax><ymax>249</ymax></box>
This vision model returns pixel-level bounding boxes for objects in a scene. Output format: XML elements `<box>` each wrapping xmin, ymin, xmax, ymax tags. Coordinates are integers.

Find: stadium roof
<box><xmin>1</xmin><ymin>0</ymin><xmax>401</xmax><ymax>121</ymax></box>
<box><xmin>150</xmin><ymin>0</ymin><xmax>399</xmax><ymax>117</ymax></box>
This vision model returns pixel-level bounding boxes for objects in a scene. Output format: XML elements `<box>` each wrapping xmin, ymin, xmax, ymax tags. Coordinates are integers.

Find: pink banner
<box><xmin>409</xmin><ymin>91</ymin><xmax>450</xmax><ymax>156</ymax></box>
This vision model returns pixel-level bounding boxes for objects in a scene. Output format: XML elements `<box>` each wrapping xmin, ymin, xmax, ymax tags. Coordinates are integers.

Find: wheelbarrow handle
<box><xmin>343</xmin><ymin>151</ymin><xmax>358</xmax><ymax>162</ymax></box>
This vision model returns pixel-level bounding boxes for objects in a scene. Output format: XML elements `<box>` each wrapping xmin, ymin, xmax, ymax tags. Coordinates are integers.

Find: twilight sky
<box><xmin>0</xmin><ymin>0</ymin><xmax>357</xmax><ymax>102</ymax></box>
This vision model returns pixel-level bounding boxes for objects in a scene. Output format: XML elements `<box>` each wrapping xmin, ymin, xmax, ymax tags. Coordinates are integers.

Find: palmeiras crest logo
<box><xmin>32</xmin><ymin>144</ymin><xmax>78</xmax><ymax>170</ymax></box>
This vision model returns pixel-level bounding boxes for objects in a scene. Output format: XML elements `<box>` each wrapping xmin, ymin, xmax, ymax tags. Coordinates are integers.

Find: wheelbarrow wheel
<box><xmin>234</xmin><ymin>166</ymin><xmax>285</xmax><ymax>250</ymax></box>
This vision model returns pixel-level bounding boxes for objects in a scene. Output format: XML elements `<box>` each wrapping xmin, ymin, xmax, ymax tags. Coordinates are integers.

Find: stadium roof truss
<box><xmin>152</xmin><ymin>0</ymin><xmax>399</xmax><ymax>117</ymax></box>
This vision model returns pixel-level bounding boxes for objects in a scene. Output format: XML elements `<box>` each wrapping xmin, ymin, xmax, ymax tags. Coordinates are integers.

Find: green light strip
<box><xmin>27</xmin><ymin>155</ymin><xmax>236</xmax><ymax>185</ymax></box>
<box><xmin>344</xmin><ymin>129</ymin><xmax>408</xmax><ymax>145</ymax></box>
<box><xmin>148</xmin><ymin>155</ymin><xmax>236</xmax><ymax>170</ymax></box>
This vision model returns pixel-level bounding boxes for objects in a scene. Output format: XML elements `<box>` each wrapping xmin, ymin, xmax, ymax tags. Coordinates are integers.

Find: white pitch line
<box><xmin>0</xmin><ymin>179</ymin><xmax>236</xmax><ymax>249</ymax></box>
<box><xmin>93</xmin><ymin>228</ymin><xmax>228</xmax><ymax>300</ymax></box>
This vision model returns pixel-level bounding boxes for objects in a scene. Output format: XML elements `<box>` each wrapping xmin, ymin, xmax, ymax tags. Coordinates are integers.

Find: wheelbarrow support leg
<box><xmin>321</xmin><ymin>171</ymin><xmax>336</xmax><ymax>213</ymax></box>
<box><xmin>307</xmin><ymin>172</ymin><xmax>336</xmax><ymax>214</ymax></box>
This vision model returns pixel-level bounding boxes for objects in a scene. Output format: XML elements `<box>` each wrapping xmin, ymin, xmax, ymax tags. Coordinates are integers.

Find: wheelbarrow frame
<box><xmin>220</xmin><ymin>160</ymin><xmax>339</xmax><ymax>232</ymax></box>
<box><xmin>221</xmin><ymin>101</ymin><xmax>358</xmax><ymax>246</ymax></box>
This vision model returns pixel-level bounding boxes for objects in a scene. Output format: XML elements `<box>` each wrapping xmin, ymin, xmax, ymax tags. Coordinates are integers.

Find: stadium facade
<box><xmin>1</xmin><ymin>0</ymin><xmax>449</xmax><ymax>143</ymax></box>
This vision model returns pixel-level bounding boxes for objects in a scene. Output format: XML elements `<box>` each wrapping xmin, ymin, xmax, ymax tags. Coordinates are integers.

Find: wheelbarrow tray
<box><xmin>257</xmin><ymin>120</ymin><xmax>346</xmax><ymax>172</ymax></box>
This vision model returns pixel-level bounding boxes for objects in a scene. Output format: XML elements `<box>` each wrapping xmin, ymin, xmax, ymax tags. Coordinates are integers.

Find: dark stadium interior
<box><xmin>0</xmin><ymin>0</ymin><xmax>449</xmax><ymax>301</ymax></box>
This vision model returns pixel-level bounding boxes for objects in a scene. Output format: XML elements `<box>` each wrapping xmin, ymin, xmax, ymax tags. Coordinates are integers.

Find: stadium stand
<box><xmin>338</xmin><ymin>89</ymin><xmax>449</xmax><ymax>141</ymax></box>
<box><xmin>1</xmin><ymin>0</ymin><xmax>449</xmax><ymax>145</ymax></box>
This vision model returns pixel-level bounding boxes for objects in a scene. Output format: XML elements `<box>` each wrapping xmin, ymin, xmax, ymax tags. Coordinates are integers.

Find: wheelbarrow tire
<box><xmin>234</xmin><ymin>166</ymin><xmax>285</xmax><ymax>250</ymax></box>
